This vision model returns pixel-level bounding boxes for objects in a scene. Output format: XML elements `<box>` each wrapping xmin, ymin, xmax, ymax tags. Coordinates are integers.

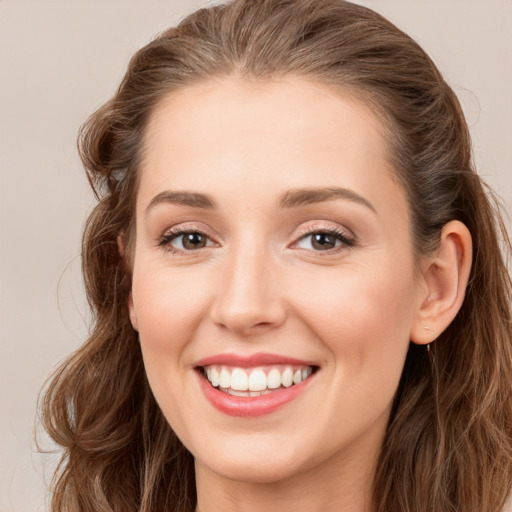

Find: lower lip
<box><xmin>197</xmin><ymin>371</ymin><xmax>315</xmax><ymax>417</ymax></box>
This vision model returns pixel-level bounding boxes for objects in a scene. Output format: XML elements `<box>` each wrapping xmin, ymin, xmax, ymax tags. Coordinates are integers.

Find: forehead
<box><xmin>143</xmin><ymin>78</ymin><xmax>390</xmax><ymax>160</ymax></box>
<box><xmin>138</xmin><ymin>77</ymin><xmax>404</xmax><ymax>216</ymax></box>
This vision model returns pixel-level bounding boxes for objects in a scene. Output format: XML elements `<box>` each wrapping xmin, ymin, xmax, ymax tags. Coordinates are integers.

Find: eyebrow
<box><xmin>145</xmin><ymin>186</ymin><xmax>376</xmax><ymax>214</ymax></box>
<box><xmin>146</xmin><ymin>190</ymin><xmax>217</xmax><ymax>213</ymax></box>
<box><xmin>279</xmin><ymin>187</ymin><xmax>376</xmax><ymax>213</ymax></box>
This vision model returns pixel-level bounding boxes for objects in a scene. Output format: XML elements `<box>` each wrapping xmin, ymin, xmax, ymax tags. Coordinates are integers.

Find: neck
<box><xmin>195</xmin><ymin>431</ymin><xmax>381</xmax><ymax>512</ymax></box>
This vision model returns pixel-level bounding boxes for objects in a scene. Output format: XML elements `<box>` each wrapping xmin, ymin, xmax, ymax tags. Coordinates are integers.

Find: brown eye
<box><xmin>180</xmin><ymin>232</ymin><xmax>207</xmax><ymax>250</ymax></box>
<box><xmin>159</xmin><ymin>230</ymin><xmax>213</xmax><ymax>252</ymax></box>
<box><xmin>311</xmin><ymin>233</ymin><xmax>337</xmax><ymax>250</ymax></box>
<box><xmin>294</xmin><ymin>229</ymin><xmax>354</xmax><ymax>252</ymax></box>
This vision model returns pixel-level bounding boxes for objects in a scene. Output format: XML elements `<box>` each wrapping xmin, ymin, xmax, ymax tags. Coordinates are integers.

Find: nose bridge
<box><xmin>211</xmin><ymin>233</ymin><xmax>284</xmax><ymax>334</ymax></box>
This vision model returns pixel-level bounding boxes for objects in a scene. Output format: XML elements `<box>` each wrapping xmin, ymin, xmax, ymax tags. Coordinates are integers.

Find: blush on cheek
<box><xmin>296</xmin><ymin>269</ymin><xmax>413</xmax><ymax>360</ymax></box>
<box><xmin>132</xmin><ymin>276</ymin><xmax>201</xmax><ymax>347</ymax></box>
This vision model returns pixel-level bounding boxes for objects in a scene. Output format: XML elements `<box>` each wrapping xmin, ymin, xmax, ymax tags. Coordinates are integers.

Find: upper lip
<box><xmin>194</xmin><ymin>352</ymin><xmax>318</xmax><ymax>368</ymax></box>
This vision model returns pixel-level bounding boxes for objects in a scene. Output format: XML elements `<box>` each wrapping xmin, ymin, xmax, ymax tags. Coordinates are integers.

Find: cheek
<box><xmin>130</xmin><ymin>262</ymin><xmax>216</xmax><ymax>414</ymax></box>
<box><xmin>131</xmin><ymin>263</ymin><xmax>214</xmax><ymax>431</ymax></box>
<box><xmin>290</xmin><ymin>262</ymin><xmax>415</xmax><ymax>428</ymax></box>
<box><xmin>296</xmin><ymin>260</ymin><xmax>414</xmax><ymax>328</ymax></box>
<box><xmin>131</xmin><ymin>261</ymin><xmax>214</xmax><ymax>350</ymax></box>
<box><xmin>287</xmin><ymin>259</ymin><xmax>416</xmax><ymax>376</ymax></box>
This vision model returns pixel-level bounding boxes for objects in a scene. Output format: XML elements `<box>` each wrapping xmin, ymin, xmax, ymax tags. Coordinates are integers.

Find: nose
<box><xmin>210</xmin><ymin>244</ymin><xmax>286</xmax><ymax>336</ymax></box>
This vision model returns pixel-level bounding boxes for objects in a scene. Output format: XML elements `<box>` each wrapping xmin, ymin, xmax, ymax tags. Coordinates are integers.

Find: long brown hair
<box><xmin>40</xmin><ymin>1</ymin><xmax>512</xmax><ymax>510</ymax></box>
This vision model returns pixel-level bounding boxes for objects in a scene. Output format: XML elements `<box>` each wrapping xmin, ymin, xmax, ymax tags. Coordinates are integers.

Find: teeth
<box><xmin>281</xmin><ymin>367</ymin><xmax>293</xmax><ymax>387</ymax></box>
<box><xmin>248</xmin><ymin>369</ymin><xmax>267</xmax><ymax>391</ymax></box>
<box><xmin>231</xmin><ymin>368</ymin><xmax>248</xmax><ymax>391</ymax></box>
<box><xmin>203</xmin><ymin>364</ymin><xmax>315</xmax><ymax>393</ymax></box>
<box><xmin>210</xmin><ymin>367</ymin><xmax>219</xmax><ymax>387</ymax></box>
<box><xmin>267</xmin><ymin>368</ymin><xmax>281</xmax><ymax>389</ymax></box>
<box><xmin>227</xmin><ymin>389</ymin><xmax>249</xmax><ymax>396</ymax></box>
<box><xmin>219</xmin><ymin>368</ymin><xmax>231</xmax><ymax>388</ymax></box>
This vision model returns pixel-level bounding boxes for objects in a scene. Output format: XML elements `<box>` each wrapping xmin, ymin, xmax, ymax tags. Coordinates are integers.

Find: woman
<box><xmin>41</xmin><ymin>0</ymin><xmax>512</xmax><ymax>510</ymax></box>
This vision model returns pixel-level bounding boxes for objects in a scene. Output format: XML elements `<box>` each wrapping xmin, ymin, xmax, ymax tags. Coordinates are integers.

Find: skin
<box><xmin>127</xmin><ymin>77</ymin><xmax>472</xmax><ymax>512</ymax></box>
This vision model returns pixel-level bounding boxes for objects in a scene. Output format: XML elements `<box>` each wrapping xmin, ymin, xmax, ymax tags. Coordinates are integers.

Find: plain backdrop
<box><xmin>1</xmin><ymin>1</ymin><xmax>511</xmax><ymax>511</ymax></box>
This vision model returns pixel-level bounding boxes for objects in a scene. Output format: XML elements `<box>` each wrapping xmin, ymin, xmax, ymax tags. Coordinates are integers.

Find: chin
<box><xmin>202</xmin><ymin>458</ymin><xmax>303</xmax><ymax>485</ymax></box>
<box><xmin>195</xmin><ymin>442</ymin><xmax>311</xmax><ymax>485</ymax></box>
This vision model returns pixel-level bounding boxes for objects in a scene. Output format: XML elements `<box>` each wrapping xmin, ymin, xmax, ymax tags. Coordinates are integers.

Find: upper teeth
<box><xmin>204</xmin><ymin>365</ymin><xmax>313</xmax><ymax>392</ymax></box>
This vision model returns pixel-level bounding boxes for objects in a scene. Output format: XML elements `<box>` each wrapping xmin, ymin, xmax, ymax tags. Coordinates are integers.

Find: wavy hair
<box><xmin>40</xmin><ymin>1</ymin><xmax>512</xmax><ymax>510</ymax></box>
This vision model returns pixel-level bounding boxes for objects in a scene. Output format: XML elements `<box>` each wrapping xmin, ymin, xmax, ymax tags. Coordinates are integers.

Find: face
<box><xmin>129</xmin><ymin>78</ymin><xmax>425</xmax><ymax>485</ymax></box>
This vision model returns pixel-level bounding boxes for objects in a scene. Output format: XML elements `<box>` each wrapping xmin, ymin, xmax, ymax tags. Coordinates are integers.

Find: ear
<box><xmin>118</xmin><ymin>234</ymin><xmax>139</xmax><ymax>331</ymax></box>
<box><xmin>128</xmin><ymin>291</ymin><xmax>139</xmax><ymax>331</ymax></box>
<box><xmin>117</xmin><ymin>234</ymin><xmax>126</xmax><ymax>259</ymax></box>
<box><xmin>410</xmin><ymin>220</ymin><xmax>472</xmax><ymax>345</ymax></box>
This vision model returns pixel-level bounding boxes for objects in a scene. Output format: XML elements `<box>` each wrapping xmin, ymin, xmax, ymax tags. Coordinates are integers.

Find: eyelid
<box><xmin>157</xmin><ymin>222</ymin><xmax>219</xmax><ymax>253</ymax></box>
<box><xmin>155</xmin><ymin>220</ymin><xmax>355</xmax><ymax>254</ymax></box>
<box><xmin>290</xmin><ymin>221</ymin><xmax>356</xmax><ymax>251</ymax></box>
<box><xmin>293</xmin><ymin>220</ymin><xmax>355</xmax><ymax>239</ymax></box>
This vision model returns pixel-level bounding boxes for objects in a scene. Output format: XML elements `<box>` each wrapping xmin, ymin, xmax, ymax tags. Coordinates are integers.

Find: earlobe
<box><xmin>119</xmin><ymin>235</ymin><xmax>138</xmax><ymax>331</ymax></box>
<box><xmin>128</xmin><ymin>291</ymin><xmax>139</xmax><ymax>331</ymax></box>
<box><xmin>410</xmin><ymin>220</ymin><xmax>472</xmax><ymax>345</ymax></box>
<box><xmin>117</xmin><ymin>235</ymin><xmax>126</xmax><ymax>259</ymax></box>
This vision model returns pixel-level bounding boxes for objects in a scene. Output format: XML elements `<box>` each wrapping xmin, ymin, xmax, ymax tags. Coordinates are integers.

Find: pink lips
<box><xmin>194</xmin><ymin>352</ymin><xmax>317</xmax><ymax>417</ymax></box>
<box><xmin>195</xmin><ymin>352</ymin><xmax>317</xmax><ymax>368</ymax></box>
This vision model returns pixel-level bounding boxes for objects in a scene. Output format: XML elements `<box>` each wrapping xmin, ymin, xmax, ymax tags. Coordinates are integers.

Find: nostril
<box><xmin>209</xmin><ymin>263</ymin><xmax>286</xmax><ymax>333</ymax></box>
<box><xmin>212</xmin><ymin>309</ymin><xmax>282</xmax><ymax>335</ymax></box>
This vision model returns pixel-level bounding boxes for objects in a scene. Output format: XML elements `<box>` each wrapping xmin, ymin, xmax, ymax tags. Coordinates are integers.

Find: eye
<box><xmin>158</xmin><ymin>229</ymin><xmax>215</xmax><ymax>252</ymax></box>
<box><xmin>294</xmin><ymin>229</ymin><xmax>355</xmax><ymax>252</ymax></box>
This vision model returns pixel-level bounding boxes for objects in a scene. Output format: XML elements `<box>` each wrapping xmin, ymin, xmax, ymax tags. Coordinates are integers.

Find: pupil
<box><xmin>312</xmin><ymin>233</ymin><xmax>335</xmax><ymax>250</ymax></box>
<box><xmin>183</xmin><ymin>233</ymin><xmax>206</xmax><ymax>249</ymax></box>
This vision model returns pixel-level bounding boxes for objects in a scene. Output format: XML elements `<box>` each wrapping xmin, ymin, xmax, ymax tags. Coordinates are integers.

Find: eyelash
<box><xmin>292</xmin><ymin>226</ymin><xmax>356</xmax><ymax>252</ymax></box>
<box><xmin>157</xmin><ymin>225</ymin><xmax>356</xmax><ymax>255</ymax></box>
<box><xmin>157</xmin><ymin>226</ymin><xmax>215</xmax><ymax>254</ymax></box>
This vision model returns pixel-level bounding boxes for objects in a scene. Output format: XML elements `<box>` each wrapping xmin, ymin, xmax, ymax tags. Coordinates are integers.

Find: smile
<box><xmin>195</xmin><ymin>356</ymin><xmax>318</xmax><ymax>417</ymax></box>
<box><xmin>202</xmin><ymin>364</ymin><xmax>314</xmax><ymax>396</ymax></box>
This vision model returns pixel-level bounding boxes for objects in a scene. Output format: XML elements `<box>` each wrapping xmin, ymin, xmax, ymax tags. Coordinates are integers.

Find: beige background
<box><xmin>1</xmin><ymin>1</ymin><xmax>511</xmax><ymax>510</ymax></box>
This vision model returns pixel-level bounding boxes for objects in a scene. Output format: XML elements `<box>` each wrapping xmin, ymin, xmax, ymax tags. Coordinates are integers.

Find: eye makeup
<box><xmin>155</xmin><ymin>219</ymin><xmax>356</xmax><ymax>258</ymax></box>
